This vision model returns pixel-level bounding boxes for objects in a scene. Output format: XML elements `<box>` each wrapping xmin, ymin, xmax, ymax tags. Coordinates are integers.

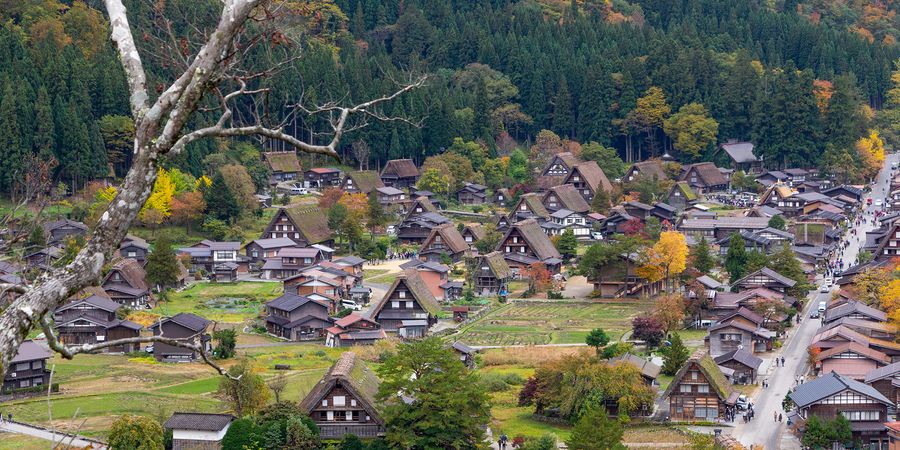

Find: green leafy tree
<box><xmin>744</xmin><ymin>250</ymin><xmax>769</xmax><ymax>275</ymax></box>
<box><xmin>581</xmin><ymin>141</ymin><xmax>625</xmax><ymax>180</ymax></box>
<box><xmin>725</xmin><ymin>232</ymin><xmax>747</xmax><ymax>282</ymax></box>
<box><xmin>578</xmin><ymin>242</ymin><xmax>621</xmax><ymax>288</ymax></box>
<box><xmin>377</xmin><ymin>337</ymin><xmax>490</xmax><ymax>449</ymax></box>
<box><xmin>474</xmin><ymin>225</ymin><xmax>503</xmax><ymax>254</ymax></box>
<box><xmin>768</xmin><ymin>214</ymin><xmax>786</xmax><ymax>230</ymax></box>
<box><xmin>145</xmin><ymin>236</ymin><xmax>179</xmax><ymax>290</ymax></box>
<box><xmin>204</xmin><ymin>171</ymin><xmax>241</xmax><ymax>223</ymax></box>
<box><xmin>0</xmin><ymin>81</ymin><xmax>24</xmax><ymax>193</ymax></box>
<box><xmin>661</xmin><ymin>333</ymin><xmax>690</xmax><ymax>376</ymax></box>
<box><xmin>601</xmin><ymin>342</ymin><xmax>634</xmax><ymax>359</ymax></box>
<box><xmin>218</xmin><ymin>359</ymin><xmax>271</xmax><ymax>417</ymax></box>
<box><xmin>508</xmin><ymin>149</ymin><xmax>530</xmax><ymax>183</ymax></box>
<box><xmin>769</xmin><ymin>243</ymin><xmax>813</xmax><ymax>296</ymax></box>
<box><xmin>692</xmin><ymin>236</ymin><xmax>715</xmax><ymax>274</ymax></box>
<box><xmin>802</xmin><ymin>415</ymin><xmax>853</xmax><ymax>449</ymax></box>
<box><xmin>108</xmin><ymin>414</ymin><xmax>164</xmax><ymax>450</ymax></box>
<box><xmin>367</xmin><ymin>190</ymin><xmax>387</xmax><ymax>240</ymax></box>
<box><xmin>521</xmin><ymin>434</ymin><xmax>558</xmax><ymax>450</ymax></box>
<box><xmin>585</xmin><ymin>328</ymin><xmax>610</xmax><ymax>355</ymax></box>
<box><xmin>328</xmin><ymin>203</ymin><xmax>349</xmax><ymax>243</ymax></box>
<box><xmin>591</xmin><ymin>187</ymin><xmax>612</xmax><ymax>214</ymax></box>
<box><xmin>566</xmin><ymin>408</ymin><xmax>626</xmax><ymax>450</ymax></box>
<box><xmin>222</xmin><ymin>418</ymin><xmax>257</xmax><ymax>450</ymax></box>
<box><xmin>417</xmin><ymin>168</ymin><xmax>450</xmax><ymax>196</ymax></box>
<box><xmin>213</xmin><ymin>329</ymin><xmax>237</xmax><ymax>359</ymax></box>
<box><xmin>663</xmin><ymin>103</ymin><xmax>719</xmax><ymax>159</ymax></box>
<box><xmin>556</xmin><ymin>229</ymin><xmax>578</xmax><ymax>262</ymax></box>
<box><xmin>338</xmin><ymin>434</ymin><xmax>365</xmax><ymax>450</ymax></box>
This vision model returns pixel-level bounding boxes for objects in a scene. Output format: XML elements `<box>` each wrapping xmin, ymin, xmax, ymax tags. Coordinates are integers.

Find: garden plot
<box><xmin>456</xmin><ymin>300</ymin><xmax>654</xmax><ymax>346</ymax></box>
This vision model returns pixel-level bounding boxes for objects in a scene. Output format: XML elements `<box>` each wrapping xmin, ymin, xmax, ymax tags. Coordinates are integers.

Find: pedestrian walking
<box><xmin>781</xmin><ymin>356</ymin><xmax>785</xmax><ymax>366</ymax></box>
<box><xmin>774</xmin><ymin>411</ymin><xmax>778</xmax><ymax>421</ymax></box>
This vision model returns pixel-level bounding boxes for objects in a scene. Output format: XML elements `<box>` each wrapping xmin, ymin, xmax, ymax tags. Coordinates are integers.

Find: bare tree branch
<box><xmin>38</xmin><ymin>315</ymin><xmax>236</xmax><ymax>379</ymax></box>
<box><xmin>0</xmin><ymin>0</ymin><xmax>422</xmax><ymax>381</ymax></box>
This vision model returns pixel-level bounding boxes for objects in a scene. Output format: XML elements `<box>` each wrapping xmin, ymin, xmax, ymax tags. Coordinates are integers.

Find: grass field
<box><xmin>455</xmin><ymin>300</ymin><xmax>655</xmax><ymax>346</ymax></box>
<box><xmin>0</xmin><ymin>433</ymin><xmax>55</xmax><ymax>450</ymax></box>
<box><xmin>0</xmin><ymin>343</ymin><xmax>350</xmax><ymax>439</ymax></box>
<box><xmin>154</xmin><ymin>281</ymin><xmax>283</xmax><ymax>322</ymax></box>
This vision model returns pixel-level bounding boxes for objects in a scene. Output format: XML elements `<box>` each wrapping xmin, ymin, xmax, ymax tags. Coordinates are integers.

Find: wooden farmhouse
<box><xmin>563</xmin><ymin>160</ymin><xmax>612</xmax><ymax>205</ymax></box>
<box><xmin>418</xmin><ymin>223</ymin><xmax>469</xmax><ymax>263</ymax></box>
<box><xmin>662</xmin><ymin>351</ymin><xmax>736</xmax><ymax>421</ymax></box>
<box><xmin>380</xmin><ymin>159</ymin><xmax>419</xmax><ymax>189</ymax></box>
<box><xmin>261</xmin><ymin>205</ymin><xmax>333</xmax><ymax>247</ymax></box>
<box><xmin>300</xmin><ymin>352</ymin><xmax>385</xmax><ymax>439</ymax></box>
<box><xmin>369</xmin><ymin>269</ymin><xmax>441</xmax><ymax>337</ymax></box>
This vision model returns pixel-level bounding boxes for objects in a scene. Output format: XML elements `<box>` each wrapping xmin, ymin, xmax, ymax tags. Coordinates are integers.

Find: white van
<box><xmin>818</xmin><ymin>301</ymin><xmax>827</xmax><ymax>313</ymax></box>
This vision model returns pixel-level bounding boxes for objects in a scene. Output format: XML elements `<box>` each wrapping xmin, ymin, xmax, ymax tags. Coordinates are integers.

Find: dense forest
<box><xmin>1</xmin><ymin>0</ymin><xmax>900</xmax><ymax>195</ymax></box>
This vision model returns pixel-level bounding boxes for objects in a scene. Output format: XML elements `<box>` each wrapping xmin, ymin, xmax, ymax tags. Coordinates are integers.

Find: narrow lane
<box><xmin>730</xmin><ymin>152</ymin><xmax>898</xmax><ymax>448</ymax></box>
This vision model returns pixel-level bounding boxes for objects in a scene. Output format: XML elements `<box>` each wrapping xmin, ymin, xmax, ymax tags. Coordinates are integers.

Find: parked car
<box><xmin>736</xmin><ymin>394</ymin><xmax>749</xmax><ymax>410</ymax></box>
<box><xmin>341</xmin><ymin>300</ymin><xmax>363</xmax><ymax>311</ymax></box>
<box><xmin>386</xmin><ymin>225</ymin><xmax>396</xmax><ymax>235</ymax></box>
<box><xmin>590</xmin><ymin>231</ymin><xmax>604</xmax><ymax>241</ymax></box>
<box><xmin>145</xmin><ymin>345</ymin><xmax>154</xmax><ymax>354</ymax></box>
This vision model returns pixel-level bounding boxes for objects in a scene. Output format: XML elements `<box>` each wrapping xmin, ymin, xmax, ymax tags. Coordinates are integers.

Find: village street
<box><xmin>730</xmin><ymin>153</ymin><xmax>899</xmax><ymax>449</ymax></box>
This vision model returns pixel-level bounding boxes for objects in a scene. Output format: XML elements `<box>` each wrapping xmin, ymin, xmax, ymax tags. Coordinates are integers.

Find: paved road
<box><xmin>730</xmin><ymin>153</ymin><xmax>898</xmax><ymax>448</ymax></box>
<box><xmin>0</xmin><ymin>420</ymin><xmax>106</xmax><ymax>449</ymax></box>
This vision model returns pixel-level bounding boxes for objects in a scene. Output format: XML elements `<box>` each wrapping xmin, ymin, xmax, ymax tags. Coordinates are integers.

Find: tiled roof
<box><xmin>609</xmin><ymin>353</ymin><xmax>661</xmax><ymax>379</ymax></box>
<box><xmin>790</xmin><ymin>371</ymin><xmax>891</xmax><ymax>408</ymax></box>
<box><xmin>158</xmin><ymin>313</ymin><xmax>210</xmax><ymax>332</ymax></box>
<box><xmin>733</xmin><ymin>267</ymin><xmax>796</xmax><ymax>288</ymax></box>
<box><xmin>714</xmin><ymin>348</ymin><xmax>762</xmax><ymax>371</ymax></box>
<box><xmin>865</xmin><ymin>361</ymin><xmax>900</xmax><ymax>383</ymax></box>
<box><xmin>11</xmin><ymin>340</ymin><xmax>50</xmax><ymax>363</ymax></box>
<box><xmin>250</xmin><ymin>237</ymin><xmax>298</xmax><ymax>249</ymax></box>
<box><xmin>816</xmin><ymin>342</ymin><xmax>890</xmax><ymax>364</ymax></box>
<box><xmin>57</xmin><ymin>294</ymin><xmax>121</xmax><ymax>313</ymax></box>
<box><xmin>824</xmin><ymin>300</ymin><xmax>886</xmax><ymax>323</ymax></box>
<box><xmin>719</xmin><ymin>141</ymin><xmax>757</xmax><ymax>163</ymax></box>
<box><xmin>266</xmin><ymin>293</ymin><xmax>329</xmax><ymax>312</ymax></box>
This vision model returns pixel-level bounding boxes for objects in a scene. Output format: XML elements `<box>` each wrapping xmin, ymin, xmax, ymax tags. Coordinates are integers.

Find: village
<box><xmin>1</xmin><ymin>136</ymin><xmax>900</xmax><ymax>449</ymax></box>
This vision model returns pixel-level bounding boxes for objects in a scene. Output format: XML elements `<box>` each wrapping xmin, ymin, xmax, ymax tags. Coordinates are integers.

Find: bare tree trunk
<box><xmin>0</xmin><ymin>0</ymin><xmax>423</xmax><ymax>379</ymax></box>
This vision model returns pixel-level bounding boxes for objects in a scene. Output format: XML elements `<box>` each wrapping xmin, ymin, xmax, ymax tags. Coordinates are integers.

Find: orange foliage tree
<box><xmin>523</xmin><ymin>262</ymin><xmax>552</xmax><ymax>294</ymax></box>
<box><xmin>653</xmin><ymin>293</ymin><xmax>685</xmax><ymax>335</ymax></box>
<box><xmin>318</xmin><ymin>187</ymin><xmax>344</xmax><ymax>209</ymax></box>
<box><xmin>338</xmin><ymin>192</ymin><xmax>369</xmax><ymax>222</ymax></box>
<box><xmin>170</xmin><ymin>191</ymin><xmax>206</xmax><ymax>232</ymax></box>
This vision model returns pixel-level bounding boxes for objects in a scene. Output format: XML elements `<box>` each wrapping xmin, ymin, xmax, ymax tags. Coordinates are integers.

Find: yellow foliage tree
<box><xmin>338</xmin><ymin>193</ymin><xmax>369</xmax><ymax>223</ymax></box>
<box><xmin>856</xmin><ymin>130</ymin><xmax>885</xmax><ymax>180</ymax></box>
<box><xmin>195</xmin><ymin>175</ymin><xmax>212</xmax><ymax>190</ymax></box>
<box><xmin>654</xmin><ymin>231</ymin><xmax>688</xmax><ymax>292</ymax></box>
<box><xmin>140</xmin><ymin>167</ymin><xmax>176</xmax><ymax>224</ymax></box>
<box><xmin>881</xmin><ymin>280</ymin><xmax>900</xmax><ymax>328</ymax></box>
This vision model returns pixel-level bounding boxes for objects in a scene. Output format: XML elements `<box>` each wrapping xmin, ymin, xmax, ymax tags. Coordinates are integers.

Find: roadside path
<box><xmin>0</xmin><ymin>420</ymin><xmax>106</xmax><ymax>449</ymax></box>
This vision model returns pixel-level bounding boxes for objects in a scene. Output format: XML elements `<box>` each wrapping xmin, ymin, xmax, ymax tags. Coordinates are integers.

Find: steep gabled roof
<box><xmin>370</xmin><ymin>269</ymin><xmax>441</xmax><ymax>318</ymax></box>
<box><xmin>345</xmin><ymin>170</ymin><xmax>384</xmax><ymax>193</ymax></box>
<box><xmin>502</xmin><ymin>219</ymin><xmax>561</xmax><ymax>261</ymax></box>
<box><xmin>104</xmin><ymin>258</ymin><xmax>149</xmax><ymax>292</ymax></box>
<box><xmin>381</xmin><ymin>159</ymin><xmax>419</xmax><ymax>178</ymax></box>
<box><xmin>812</xmin><ymin>325</ymin><xmax>869</xmax><ymax>347</ymax></box>
<box><xmin>403</xmin><ymin>196</ymin><xmax>439</xmax><ymax>221</ymax></box>
<box><xmin>626</xmin><ymin>160</ymin><xmax>667</xmax><ymax>181</ymax></box>
<box><xmin>463</xmin><ymin>223</ymin><xmax>485</xmax><ymax>241</ymax></box>
<box><xmin>568</xmin><ymin>161</ymin><xmax>613</xmax><ymax>193</ymax></box>
<box><xmin>299</xmin><ymin>353</ymin><xmax>382</xmax><ymax>424</ymax></box>
<box><xmin>790</xmin><ymin>371</ymin><xmax>891</xmax><ymax>408</ymax></box>
<box><xmin>43</xmin><ymin>219</ymin><xmax>88</xmax><ymax>233</ymax></box>
<box><xmin>719</xmin><ymin>141</ymin><xmax>757</xmax><ymax>163</ymax></box>
<box><xmin>512</xmin><ymin>193</ymin><xmax>550</xmax><ymax>220</ymax></box>
<box><xmin>481</xmin><ymin>251</ymin><xmax>511</xmax><ymax>279</ymax></box>
<box><xmin>545</xmin><ymin>184</ymin><xmax>590</xmax><ymax>213</ymax></box>
<box><xmin>421</xmin><ymin>223</ymin><xmax>469</xmax><ymax>254</ymax></box>
<box><xmin>263</xmin><ymin>152</ymin><xmax>302</xmax><ymax>173</ymax></box>
<box><xmin>282</xmin><ymin>206</ymin><xmax>332</xmax><ymax>244</ymax></box>
<box><xmin>718</xmin><ymin>307</ymin><xmax>764</xmax><ymax>326</ymax></box>
<box><xmin>165</xmin><ymin>413</ymin><xmax>234</xmax><ymax>432</ymax></box>
<box><xmin>670</xmin><ymin>182</ymin><xmax>698</xmax><ymax>201</ymax></box>
<box><xmin>249</xmin><ymin>237</ymin><xmax>299</xmax><ymax>250</ymax></box>
<box><xmin>682</xmin><ymin>162</ymin><xmax>728</xmax><ymax>187</ymax></box>
<box><xmin>662</xmin><ymin>350</ymin><xmax>733</xmax><ymax>401</ymax></box>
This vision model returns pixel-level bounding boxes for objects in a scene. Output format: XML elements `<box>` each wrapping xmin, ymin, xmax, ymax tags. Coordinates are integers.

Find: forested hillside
<box><xmin>1</xmin><ymin>0</ymin><xmax>899</xmax><ymax>194</ymax></box>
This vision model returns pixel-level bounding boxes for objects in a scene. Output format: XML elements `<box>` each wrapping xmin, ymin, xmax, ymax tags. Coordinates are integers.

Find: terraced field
<box><xmin>455</xmin><ymin>300</ymin><xmax>655</xmax><ymax>346</ymax></box>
